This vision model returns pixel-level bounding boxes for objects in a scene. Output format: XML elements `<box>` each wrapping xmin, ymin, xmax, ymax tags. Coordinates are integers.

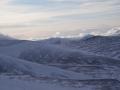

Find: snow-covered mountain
<box><xmin>0</xmin><ymin>32</ymin><xmax>120</xmax><ymax>90</ymax></box>
<box><xmin>43</xmin><ymin>35</ymin><xmax>120</xmax><ymax>59</ymax></box>
<box><xmin>19</xmin><ymin>43</ymin><xmax>120</xmax><ymax>66</ymax></box>
<box><xmin>0</xmin><ymin>33</ymin><xmax>26</xmax><ymax>47</ymax></box>
<box><xmin>105</xmin><ymin>27</ymin><xmax>120</xmax><ymax>36</ymax></box>
<box><xmin>0</xmin><ymin>37</ymin><xmax>118</xmax><ymax>65</ymax></box>
<box><xmin>74</xmin><ymin>35</ymin><xmax>120</xmax><ymax>59</ymax></box>
<box><xmin>0</xmin><ymin>33</ymin><xmax>14</xmax><ymax>40</ymax></box>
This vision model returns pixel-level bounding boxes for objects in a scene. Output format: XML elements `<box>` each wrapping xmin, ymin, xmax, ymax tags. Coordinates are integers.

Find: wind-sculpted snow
<box><xmin>0</xmin><ymin>54</ymin><xmax>95</xmax><ymax>80</ymax></box>
<box><xmin>0</xmin><ymin>40</ymin><xmax>39</xmax><ymax>57</ymax></box>
<box><xmin>1</xmin><ymin>35</ymin><xmax>120</xmax><ymax>60</ymax></box>
<box><xmin>1</xmin><ymin>38</ymin><xmax>118</xmax><ymax>66</ymax></box>
<box><xmin>1</xmin><ymin>75</ymin><xmax>120</xmax><ymax>90</ymax></box>
<box><xmin>19</xmin><ymin>43</ymin><xmax>120</xmax><ymax>66</ymax></box>
<box><xmin>44</xmin><ymin>36</ymin><xmax>120</xmax><ymax>59</ymax></box>
<box><xmin>69</xmin><ymin>36</ymin><xmax>120</xmax><ymax>59</ymax></box>
<box><xmin>49</xmin><ymin>64</ymin><xmax>120</xmax><ymax>80</ymax></box>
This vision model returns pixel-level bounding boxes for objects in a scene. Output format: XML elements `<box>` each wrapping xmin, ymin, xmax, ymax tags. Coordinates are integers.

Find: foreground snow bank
<box><xmin>0</xmin><ymin>75</ymin><xmax>89</xmax><ymax>90</ymax></box>
<box><xmin>0</xmin><ymin>75</ymin><xmax>120</xmax><ymax>90</ymax></box>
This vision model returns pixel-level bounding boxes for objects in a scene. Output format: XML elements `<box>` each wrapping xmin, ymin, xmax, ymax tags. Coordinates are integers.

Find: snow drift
<box><xmin>0</xmin><ymin>54</ymin><xmax>94</xmax><ymax>80</ymax></box>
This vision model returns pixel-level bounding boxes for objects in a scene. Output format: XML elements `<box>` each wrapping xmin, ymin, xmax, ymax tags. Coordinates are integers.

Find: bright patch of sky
<box><xmin>0</xmin><ymin>0</ymin><xmax>120</xmax><ymax>39</ymax></box>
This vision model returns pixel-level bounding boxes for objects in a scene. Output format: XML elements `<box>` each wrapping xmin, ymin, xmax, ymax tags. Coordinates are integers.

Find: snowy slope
<box><xmin>0</xmin><ymin>38</ymin><xmax>119</xmax><ymax>66</ymax></box>
<box><xmin>0</xmin><ymin>33</ymin><xmax>120</xmax><ymax>90</ymax></box>
<box><xmin>0</xmin><ymin>40</ymin><xmax>39</xmax><ymax>57</ymax></box>
<box><xmin>1</xmin><ymin>75</ymin><xmax>119</xmax><ymax>90</ymax></box>
<box><xmin>0</xmin><ymin>34</ymin><xmax>14</xmax><ymax>40</ymax></box>
<box><xmin>19</xmin><ymin>43</ymin><xmax>120</xmax><ymax>66</ymax></box>
<box><xmin>45</xmin><ymin>35</ymin><xmax>120</xmax><ymax>59</ymax></box>
<box><xmin>43</xmin><ymin>27</ymin><xmax>120</xmax><ymax>59</ymax></box>
<box><xmin>0</xmin><ymin>75</ymin><xmax>84</xmax><ymax>90</ymax></box>
<box><xmin>0</xmin><ymin>39</ymin><xmax>27</xmax><ymax>47</ymax></box>
<box><xmin>0</xmin><ymin>54</ymin><xmax>95</xmax><ymax>80</ymax></box>
<box><xmin>0</xmin><ymin>37</ymin><xmax>119</xmax><ymax>66</ymax></box>
<box><xmin>72</xmin><ymin>36</ymin><xmax>120</xmax><ymax>59</ymax></box>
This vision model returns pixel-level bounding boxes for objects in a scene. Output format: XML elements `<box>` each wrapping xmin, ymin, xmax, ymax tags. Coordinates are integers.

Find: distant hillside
<box><xmin>0</xmin><ymin>34</ymin><xmax>14</xmax><ymax>40</ymax></box>
<box><xmin>45</xmin><ymin>35</ymin><xmax>120</xmax><ymax>59</ymax></box>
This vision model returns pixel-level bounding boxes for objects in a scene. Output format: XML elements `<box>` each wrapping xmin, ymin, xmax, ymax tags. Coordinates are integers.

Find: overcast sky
<box><xmin>0</xmin><ymin>0</ymin><xmax>120</xmax><ymax>39</ymax></box>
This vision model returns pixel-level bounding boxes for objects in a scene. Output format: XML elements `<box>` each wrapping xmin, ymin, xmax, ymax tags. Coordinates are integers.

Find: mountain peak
<box><xmin>106</xmin><ymin>27</ymin><xmax>120</xmax><ymax>36</ymax></box>
<box><xmin>0</xmin><ymin>33</ymin><xmax>15</xmax><ymax>40</ymax></box>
